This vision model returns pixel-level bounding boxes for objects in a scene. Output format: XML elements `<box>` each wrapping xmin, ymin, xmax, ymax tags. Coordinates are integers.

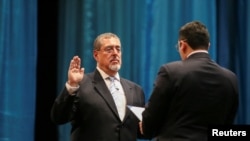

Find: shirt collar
<box><xmin>96</xmin><ymin>66</ymin><xmax>120</xmax><ymax>81</ymax></box>
<box><xmin>187</xmin><ymin>50</ymin><xmax>208</xmax><ymax>58</ymax></box>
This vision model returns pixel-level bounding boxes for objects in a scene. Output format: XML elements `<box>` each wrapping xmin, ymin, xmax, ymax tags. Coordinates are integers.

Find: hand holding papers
<box><xmin>127</xmin><ymin>105</ymin><xmax>145</xmax><ymax>121</ymax></box>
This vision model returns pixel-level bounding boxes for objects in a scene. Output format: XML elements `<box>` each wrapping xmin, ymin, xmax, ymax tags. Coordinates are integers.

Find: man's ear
<box><xmin>179</xmin><ymin>41</ymin><xmax>191</xmax><ymax>60</ymax></box>
<box><xmin>93</xmin><ymin>50</ymin><xmax>98</xmax><ymax>60</ymax></box>
<box><xmin>180</xmin><ymin>41</ymin><xmax>187</xmax><ymax>53</ymax></box>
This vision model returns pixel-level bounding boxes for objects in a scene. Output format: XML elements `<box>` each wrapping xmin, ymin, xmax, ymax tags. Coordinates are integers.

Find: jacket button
<box><xmin>116</xmin><ymin>127</ymin><xmax>120</xmax><ymax>131</ymax></box>
<box><xmin>116</xmin><ymin>124</ymin><xmax>124</xmax><ymax>131</ymax></box>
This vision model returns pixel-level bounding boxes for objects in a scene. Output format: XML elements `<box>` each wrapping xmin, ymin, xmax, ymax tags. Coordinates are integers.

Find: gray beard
<box><xmin>109</xmin><ymin>64</ymin><xmax>121</xmax><ymax>71</ymax></box>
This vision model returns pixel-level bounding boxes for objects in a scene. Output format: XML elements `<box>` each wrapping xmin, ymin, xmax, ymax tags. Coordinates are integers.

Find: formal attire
<box><xmin>142</xmin><ymin>52</ymin><xmax>239</xmax><ymax>141</ymax></box>
<box><xmin>51</xmin><ymin>69</ymin><xmax>145</xmax><ymax>141</ymax></box>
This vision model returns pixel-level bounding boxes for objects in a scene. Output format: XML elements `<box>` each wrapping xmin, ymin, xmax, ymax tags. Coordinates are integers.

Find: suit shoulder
<box><xmin>79</xmin><ymin>72</ymin><xmax>95</xmax><ymax>85</ymax></box>
<box><xmin>84</xmin><ymin>72</ymin><xmax>94</xmax><ymax>78</ymax></box>
<box><xmin>221</xmin><ymin>67</ymin><xmax>236</xmax><ymax>75</ymax></box>
<box><xmin>121</xmin><ymin>78</ymin><xmax>142</xmax><ymax>89</ymax></box>
<box><xmin>159</xmin><ymin>61</ymin><xmax>183</xmax><ymax>72</ymax></box>
<box><xmin>220</xmin><ymin>67</ymin><xmax>238</xmax><ymax>81</ymax></box>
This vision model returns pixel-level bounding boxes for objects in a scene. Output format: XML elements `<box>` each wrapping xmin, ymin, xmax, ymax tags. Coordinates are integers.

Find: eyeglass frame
<box><xmin>175</xmin><ymin>39</ymin><xmax>187</xmax><ymax>52</ymax></box>
<box><xmin>97</xmin><ymin>45</ymin><xmax>121</xmax><ymax>54</ymax></box>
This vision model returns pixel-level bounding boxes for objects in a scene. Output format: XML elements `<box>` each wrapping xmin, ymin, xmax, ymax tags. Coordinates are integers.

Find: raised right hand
<box><xmin>67</xmin><ymin>56</ymin><xmax>84</xmax><ymax>87</ymax></box>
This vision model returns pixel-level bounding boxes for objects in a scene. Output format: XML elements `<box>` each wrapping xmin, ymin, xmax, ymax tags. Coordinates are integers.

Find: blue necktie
<box><xmin>109</xmin><ymin>77</ymin><xmax>126</xmax><ymax>120</ymax></box>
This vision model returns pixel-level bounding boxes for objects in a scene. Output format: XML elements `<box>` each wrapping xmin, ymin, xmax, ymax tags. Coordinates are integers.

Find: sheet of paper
<box><xmin>127</xmin><ymin>105</ymin><xmax>145</xmax><ymax>121</ymax></box>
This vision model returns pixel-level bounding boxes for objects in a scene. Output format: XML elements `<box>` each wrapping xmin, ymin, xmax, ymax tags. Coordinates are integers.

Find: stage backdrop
<box><xmin>56</xmin><ymin>0</ymin><xmax>250</xmax><ymax>141</ymax></box>
<box><xmin>0</xmin><ymin>0</ymin><xmax>37</xmax><ymax>141</ymax></box>
<box><xmin>1</xmin><ymin>0</ymin><xmax>248</xmax><ymax>141</ymax></box>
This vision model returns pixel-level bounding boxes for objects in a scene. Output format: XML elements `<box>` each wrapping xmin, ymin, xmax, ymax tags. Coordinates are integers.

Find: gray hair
<box><xmin>93</xmin><ymin>32</ymin><xmax>120</xmax><ymax>50</ymax></box>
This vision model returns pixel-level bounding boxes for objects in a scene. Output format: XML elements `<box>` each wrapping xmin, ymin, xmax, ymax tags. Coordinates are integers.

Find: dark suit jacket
<box><xmin>142</xmin><ymin>53</ymin><xmax>239</xmax><ymax>141</ymax></box>
<box><xmin>51</xmin><ymin>69</ymin><xmax>145</xmax><ymax>141</ymax></box>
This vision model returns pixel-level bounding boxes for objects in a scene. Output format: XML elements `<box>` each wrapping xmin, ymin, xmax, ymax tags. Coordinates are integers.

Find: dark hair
<box><xmin>179</xmin><ymin>21</ymin><xmax>210</xmax><ymax>50</ymax></box>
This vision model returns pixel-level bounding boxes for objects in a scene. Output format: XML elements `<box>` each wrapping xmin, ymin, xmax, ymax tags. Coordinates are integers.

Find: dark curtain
<box><xmin>35</xmin><ymin>0</ymin><xmax>58</xmax><ymax>141</ymax></box>
<box><xmin>216</xmin><ymin>0</ymin><xmax>250</xmax><ymax>124</ymax></box>
<box><xmin>1</xmin><ymin>0</ymin><xmax>249</xmax><ymax>141</ymax></box>
<box><xmin>0</xmin><ymin>0</ymin><xmax>37</xmax><ymax>141</ymax></box>
<box><xmin>55</xmin><ymin>0</ymin><xmax>250</xmax><ymax>141</ymax></box>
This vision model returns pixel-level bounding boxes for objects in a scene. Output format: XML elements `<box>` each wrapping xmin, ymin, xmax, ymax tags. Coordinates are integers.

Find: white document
<box><xmin>127</xmin><ymin>105</ymin><xmax>145</xmax><ymax>121</ymax></box>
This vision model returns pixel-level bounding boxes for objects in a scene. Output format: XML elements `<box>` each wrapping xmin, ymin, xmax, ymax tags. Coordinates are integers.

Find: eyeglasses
<box><xmin>175</xmin><ymin>43</ymin><xmax>180</xmax><ymax>52</ymax></box>
<box><xmin>175</xmin><ymin>40</ymin><xmax>187</xmax><ymax>52</ymax></box>
<box><xmin>98</xmin><ymin>46</ymin><xmax>121</xmax><ymax>54</ymax></box>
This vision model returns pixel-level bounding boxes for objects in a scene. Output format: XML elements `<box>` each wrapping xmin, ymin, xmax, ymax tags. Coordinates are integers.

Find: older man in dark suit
<box><xmin>51</xmin><ymin>33</ymin><xmax>145</xmax><ymax>141</ymax></box>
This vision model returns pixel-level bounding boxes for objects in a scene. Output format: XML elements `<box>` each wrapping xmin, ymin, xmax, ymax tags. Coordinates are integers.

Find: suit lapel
<box><xmin>92</xmin><ymin>70</ymin><xmax>120</xmax><ymax>120</ymax></box>
<box><xmin>121</xmin><ymin>79</ymin><xmax>133</xmax><ymax>105</ymax></box>
<box><xmin>120</xmin><ymin>79</ymin><xmax>133</xmax><ymax>121</ymax></box>
<box><xmin>92</xmin><ymin>70</ymin><xmax>135</xmax><ymax>122</ymax></box>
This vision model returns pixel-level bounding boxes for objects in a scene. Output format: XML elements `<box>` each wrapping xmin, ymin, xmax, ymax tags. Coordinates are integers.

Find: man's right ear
<box><xmin>93</xmin><ymin>50</ymin><xmax>98</xmax><ymax>59</ymax></box>
<box><xmin>179</xmin><ymin>40</ymin><xmax>187</xmax><ymax>53</ymax></box>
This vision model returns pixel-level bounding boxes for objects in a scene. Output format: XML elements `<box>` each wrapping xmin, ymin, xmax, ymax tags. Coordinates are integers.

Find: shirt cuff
<box><xmin>65</xmin><ymin>82</ymin><xmax>80</xmax><ymax>95</ymax></box>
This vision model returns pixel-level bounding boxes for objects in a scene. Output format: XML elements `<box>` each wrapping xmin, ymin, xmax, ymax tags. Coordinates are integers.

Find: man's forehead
<box><xmin>101</xmin><ymin>38</ymin><xmax>121</xmax><ymax>46</ymax></box>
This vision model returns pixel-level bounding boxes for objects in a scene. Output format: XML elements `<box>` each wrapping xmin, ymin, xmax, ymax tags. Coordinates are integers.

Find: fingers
<box><xmin>139</xmin><ymin>121</ymin><xmax>144</xmax><ymax>134</ymax></box>
<box><xmin>69</xmin><ymin>56</ymin><xmax>81</xmax><ymax>70</ymax></box>
<box><xmin>80</xmin><ymin>68</ymin><xmax>85</xmax><ymax>74</ymax></box>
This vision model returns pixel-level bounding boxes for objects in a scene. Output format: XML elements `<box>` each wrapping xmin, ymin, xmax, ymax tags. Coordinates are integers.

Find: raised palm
<box><xmin>67</xmin><ymin>56</ymin><xmax>84</xmax><ymax>86</ymax></box>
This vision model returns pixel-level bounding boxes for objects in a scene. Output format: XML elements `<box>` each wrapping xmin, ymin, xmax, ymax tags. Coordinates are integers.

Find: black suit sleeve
<box><xmin>142</xmin><ymin>66</ymin><xmax>174</xmax><ymax>138</ymax></box>
<box><xmin>50</xmin><ymin>87</ymin><xmax>79</xmax><ymax>124</ymax></box>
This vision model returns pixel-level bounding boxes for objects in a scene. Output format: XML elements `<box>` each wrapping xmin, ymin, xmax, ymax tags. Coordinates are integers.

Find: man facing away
<box><xmin>140</xmin><ymin>21</ymin><xmax>239</xmax><ymax>141</ymax></box>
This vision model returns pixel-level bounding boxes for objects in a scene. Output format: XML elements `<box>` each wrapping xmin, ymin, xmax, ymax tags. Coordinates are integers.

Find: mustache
<box><xmin>110</xmin><ymin>56</ymin><xmax>120</xmax><ymax>61</ymax></box>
